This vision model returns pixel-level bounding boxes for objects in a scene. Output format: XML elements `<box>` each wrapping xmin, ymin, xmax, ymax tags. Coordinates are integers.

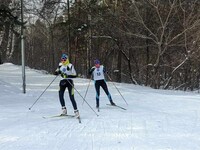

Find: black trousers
<box><xmin>95</xmin><ymin>79</ymin><xmax>112</xmax><ymax>105</ymax></box>
<box><xmin>59</xmin><ymin>79</ymin><xmax>77</xmax><ymax>110</ymax></box>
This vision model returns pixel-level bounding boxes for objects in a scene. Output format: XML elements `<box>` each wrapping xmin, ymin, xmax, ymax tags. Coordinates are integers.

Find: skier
<box><xmin>89</xmin><ymin>59</ymin><xmax>116</xmax><ymax>109</ymax></box>
<box><xmin>54</xmin><ymin>54</ymin><xmax>80</xmax><ymax>117</ymax></box>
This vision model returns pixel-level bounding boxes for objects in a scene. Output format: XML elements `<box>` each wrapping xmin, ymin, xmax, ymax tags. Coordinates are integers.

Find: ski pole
<box><xmin>82</xmin><ymin>77</ymin><xmax>92</xmax><ymax>105</ymax></box>
<box><xmin>29</xmin><ymin>75</ymin><xmax>58</xmax><ymax>110</ymax></box>
<box><xmin>106</xmin><ymin>73</ymin><xmax>128</xmax><ymax>105</ymax></box>
<box><xmin>66</xmin><ymin>79</ymin><xmax>99</xmax><ymax>117</ymax></box>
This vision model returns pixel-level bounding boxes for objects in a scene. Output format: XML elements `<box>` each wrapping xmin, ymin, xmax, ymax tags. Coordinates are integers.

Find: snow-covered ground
<box><xmin>0</xmin><ymin>63</ymin><xmax>200</xmax><ymax>150</ymax></box>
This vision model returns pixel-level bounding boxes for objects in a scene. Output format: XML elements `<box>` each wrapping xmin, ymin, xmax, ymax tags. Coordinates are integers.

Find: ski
<box><xmin>43</xmin><ymin>114</ymin><xmax>81</xmax><ymax>123</ymax></box>
<box><xmin>42</xmin><ymin>114</ymin><xmax>76</xmax><ymax>119</ymax></box>
<box><xmin>106</xmin><ymin>104</ymin><xmax>127</xmax><ymax>110</ymax></box>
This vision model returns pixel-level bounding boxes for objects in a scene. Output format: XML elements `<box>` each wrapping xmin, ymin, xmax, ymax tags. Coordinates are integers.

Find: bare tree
<box><xmin>0</xmin><ymin>0</ymin><xmax>21</xmax><ymax>64</ymax></box>
<box><xmin>116</xmin><ymin>0</ymin><xmax>200</xmax><ymax>88</ymax></box>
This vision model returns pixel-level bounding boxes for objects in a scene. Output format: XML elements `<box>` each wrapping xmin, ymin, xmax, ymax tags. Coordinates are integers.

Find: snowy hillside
<box><xmin>0</xmin><ymin>63</ymin><xmax>200</xmax><ymax>150</ymax></box>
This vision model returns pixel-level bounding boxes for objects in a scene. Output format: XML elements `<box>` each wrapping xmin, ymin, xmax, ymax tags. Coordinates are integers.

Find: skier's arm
<box><xmin>54</xmin><ymin>63</ymin><xmax>62</xmax><ymax>75</ymax></box>
<box><xmin>103</xmin><ymin>66</ymin><xmax>108</xmax><ymax>74</ymax></box>
<box><xmin>89</xmin><ymin>67</ymin><xmax>95</xmax><ymax>75</ymax></box>
<box><xmin>54</xmin><ymin>70</ymin><xmax>60</xmax><ymax>75</ymax></box>
<box><xmin>65</xmin><ymin>64</ymin><xmax>77</xmax><ymax>78</ymax></box>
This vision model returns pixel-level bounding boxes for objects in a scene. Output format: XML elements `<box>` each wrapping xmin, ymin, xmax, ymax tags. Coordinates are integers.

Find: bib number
<box><xmin>97</xmin><ymin>72</ymin><xmax>101</xmax><ymax>76</ymax></box>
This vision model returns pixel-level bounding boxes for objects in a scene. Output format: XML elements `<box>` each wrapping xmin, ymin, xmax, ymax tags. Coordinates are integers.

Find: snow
<box><xmin>0</xmin><ymin>63</ymin><xmax>200</xmax><ymax>150</ymax></box>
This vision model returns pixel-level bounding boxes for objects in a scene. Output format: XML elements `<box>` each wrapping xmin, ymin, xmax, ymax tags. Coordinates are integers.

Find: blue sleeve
<box><xmin>103</xmin><ymin>66</ymin><xmax>106</xmax><ymax>73</ymax></box>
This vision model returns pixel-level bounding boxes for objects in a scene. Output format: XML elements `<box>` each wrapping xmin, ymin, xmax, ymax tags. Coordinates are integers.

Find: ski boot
<box><xmin>96</xmin><ymin>101</ymin><xmax>99</xmax><ymax>108</ymax></box>
<box><xmin>74</xmin><ymin>109</ymin><xmax>80</xmax><ymax>118</ymax></box>
<box><xmin>74</xmin><ymin>109</ymin><xmax>81</xmax><ymax>123</ymax></box>
<box><xmin>110</xmin><ymin>100</ymin><xmax>116</xmax><ymax>106</ymax></box>
<box><xmin>61</xmin><ymin>106</ymin><xmax>67</xmax><ymax>115</ymax></box>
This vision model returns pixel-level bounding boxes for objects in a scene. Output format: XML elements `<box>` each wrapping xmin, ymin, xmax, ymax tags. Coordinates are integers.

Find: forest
<box><xmin>0</xmin><ymin>0</ymin><xmax>200</xmax><ymax>91</ymax></box>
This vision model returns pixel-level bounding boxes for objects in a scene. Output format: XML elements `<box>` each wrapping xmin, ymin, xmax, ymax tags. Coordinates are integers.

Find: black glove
<box><xmin>89</xmin><ymin>67</ymin><xmax>95</xmax><ymax>75</ymax></box>
<box><xmin>54</xmin><ymin>68</ymin><xmax>61</xmax><ymax>75</ymax></box>
<box><xmin>54</xmin><ymin>71</ymin><xmax>60</xmax><ymax>75</ymax></box>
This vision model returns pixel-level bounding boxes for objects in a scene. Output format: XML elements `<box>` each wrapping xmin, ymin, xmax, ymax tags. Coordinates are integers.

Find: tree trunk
<box><xmin>116</xmin><ymin>49</ymin><xmax>121</xmax><ymax>82</ymax></box>
<box><xmin>0</xmin><ymin>22</ymin><xmax>11</xmax><ymax>63</ymax></box>
<box><xmin>145</xmin><ymin>38</ymin><xmax>150</xmax><ymax>86</ymax></box>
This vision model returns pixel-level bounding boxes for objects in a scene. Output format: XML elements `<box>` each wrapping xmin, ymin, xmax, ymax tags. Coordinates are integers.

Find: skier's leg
<box><xmin>59</xmin><ymin>80</ymin><xmax>67</xmax><ymax>106</ymax></box>
<box><xmin>67</xmin><ymin>80</ymin><xmax>78</xmax><ymax>110</ymax></box>
<box><xmin>67</xmin><ymin>80</ymin><xmax>80</xmax><ymax>117</ymax></box>
<box><xmin>59</xmin><ymin>80</ymin><xmax>67</xmax><ymax>114</ymax></box>
<box><xmin>101</xmin><ymin>80</ymin><xmax>115</xmax><ymax>105</ymax></box>
<box><xmin>95</xmin><ymin>81</ymin><xmax>100</xmax><ymax>108</ymax></box>
<box><xmin>101</xmin><ymin>80</ymin><xmax>112</xmax><ymax>100</ymax></box>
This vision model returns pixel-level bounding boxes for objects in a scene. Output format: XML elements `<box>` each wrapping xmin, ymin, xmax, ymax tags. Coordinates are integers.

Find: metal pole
<box><xmin>82</xmin><ymin>77</ymin><xmax>92</xmax><ymax>105</ymax></box>
<box><xmin>28</xmin><ymin>76</ymin><xmax>58</xmax><ymax>110</ymax></box>
<box><xmin>67</xmin><ymin>0</ymin><xmax>71</xmax><ymax>58</ymax></box>
<box><xmin>66</xmin><ymin>79</ymin><xmax>99</xmax><ymax>116</ymax></box>
<box><xmin>106</xmin><ymin>73</ymin><xmax>128</xmax><ymax>105</ymax></box>
<box><xmin>87</xmin><ymin>14</ymin><xmax>91</xmax><ymax>77</ymax></box>
<box><xmin>21</xmin><ymin>0</ymin><xmax>26</xmax><ymax>93</ymax></box>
